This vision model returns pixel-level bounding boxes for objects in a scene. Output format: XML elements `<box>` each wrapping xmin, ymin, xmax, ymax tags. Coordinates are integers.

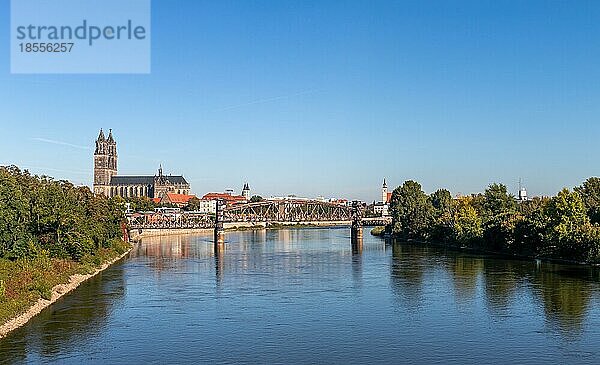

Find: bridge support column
<box><xmin>351</xmin><ymin>201</ymin><xmax>363</xmax><ymax>251</ymax></box>
<box><xmin>214</xmin><ymin>199</ymin><xmax>225</xmax><ymax>251</ymax></box>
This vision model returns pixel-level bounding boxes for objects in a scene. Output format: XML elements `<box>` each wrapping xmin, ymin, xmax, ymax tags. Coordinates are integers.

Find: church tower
<box><xmin>381</xmin><ymin>178</ymin><xmax>388</xmax><ymax>203</ymax></box>
<box><xmin>93</xmin><ymin>129</ymin><xmax>118</xmax><ymax>196</ymax></box>
<box><xmin>242</xmin><ymin>182</ymin><xmax>251</xmax><ymax>200</ymax></box>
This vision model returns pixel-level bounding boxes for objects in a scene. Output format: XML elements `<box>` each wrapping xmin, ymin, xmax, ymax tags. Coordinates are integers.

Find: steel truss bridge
<box><xmin>127</xmin><ymin>199</ymin><xmax>391</xmax><ymax>230</ymax></box>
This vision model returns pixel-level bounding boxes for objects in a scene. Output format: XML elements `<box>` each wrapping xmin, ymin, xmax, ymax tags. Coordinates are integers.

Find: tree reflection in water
<box><xmin>480</xmin><ymin>260</ymin><xmax>526</xmax><ymax>316</ymax></box>
<box><xmin>389</xmin><ymin>241</ymin><xmax>599</xmax><ymax>339</ymax></box>
<box><xmin>530</xmin><ymin>264</ymin><xmax>596</xmax><ymax>337</ymax></box>
<box><xmin>390</xmin><ymin>242</ymin><xmax>428</xmax><ymax>310</ymax></box>
<box><xmin>448</xmin><ymin>255</ymin><xmax>483</xmax><ymax>303</ymax></box>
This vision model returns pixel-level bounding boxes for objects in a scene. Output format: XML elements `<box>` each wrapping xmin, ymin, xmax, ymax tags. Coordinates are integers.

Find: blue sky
<box><xmin>1</xmin><ymin>0</ymin><xmax>599</xmax><ymax>201</ymax></box>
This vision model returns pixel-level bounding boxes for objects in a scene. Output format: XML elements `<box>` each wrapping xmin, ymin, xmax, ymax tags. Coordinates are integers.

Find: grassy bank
<box><xmin>0</xmin><ymin>240</ymin><xmax>130</xmax><ymax>326</ymax></box>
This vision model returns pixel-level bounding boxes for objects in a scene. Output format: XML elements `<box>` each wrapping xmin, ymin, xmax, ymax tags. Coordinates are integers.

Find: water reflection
<box><xmin>531</xmin><ymin>265</ymin><xmax>595</xmax><ymax>336</ymax></box>
<box><xmin>214</xmin><ymin>245</ymin><xmax>225</xmax><ymax>288</ymax></box>
<box><xmin>449</xmin><ymin>255</ymin><xmax>483</xmax><ymax>303</ymax></box>
<box><xmin>390</xmin><ymin>242</ymin><xmax>426</xmax><ymax>309</ymax></box>
<box><xmin>351</xmin><ymin>245</ymin><xmax>363</xmax><ymax>288</ymax></box>
<box><xmin>480</xmin><ymin>260</ymin><xmax>527</xmax><ymax>316</ymax></box>
<box><xmin>2</xmin><ymin>230</ymin><xmax>600</xmax><ymax>364</ymax></box>
<box><xmin>388</xmin><ymin>240</ymin><xmax>599</xmax><ymax>339</ymax></box>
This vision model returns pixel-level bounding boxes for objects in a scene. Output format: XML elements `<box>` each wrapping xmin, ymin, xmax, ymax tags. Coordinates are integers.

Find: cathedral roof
<box><xmin>110</xmin><ymin>176</ymin><xmax>155</xmax><ymax>185</ymax></box>
<box><xmin>110</xmin><ymin>175</ymin><xmax>189</xmax><ymax>185</ymax></box>
<box><xmin>97</xmin><ymin>129</ymin><xmax>106</xmax><ymax>141</ymax></box>
<box><xmin>107</xmin><ymin>129</ymin><xmax>115</xmax><ymax>143</ymax></box>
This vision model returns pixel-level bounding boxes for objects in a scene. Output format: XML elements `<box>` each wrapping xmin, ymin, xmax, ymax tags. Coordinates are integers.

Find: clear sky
<box><xmin>1</xmin><ymin>0</ymin><xmax>599</xmax><ymax>201</ymax></box>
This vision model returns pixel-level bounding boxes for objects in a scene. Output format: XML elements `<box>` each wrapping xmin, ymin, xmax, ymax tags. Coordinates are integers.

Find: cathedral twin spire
<box><xmin>96</xmin><ymin>128</ymin><xmax>115</xmax><ymax>143</ymax></box>
<box><xmin>94</xmin><ymin>129</ymin><xmax>117</xmax><ymax>173</ymax></box>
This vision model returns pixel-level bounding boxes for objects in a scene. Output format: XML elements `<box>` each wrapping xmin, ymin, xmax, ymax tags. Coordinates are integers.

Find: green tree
<box><xmin>0</xmin><ymin>167</ymin><xmax>32</xmax><ymax>257</ymax></box>
<box><xmin>483</xmin><ymin>183</ymin><xmax>516</xmax><ymax>219</ymax></box>
<box><xmin>431</xmin><ymin>189</ymin><xmax>453</xmax><ymax>215</ymax></box>
<box><xmin>389</xmin><ymin>180</ymin><xmax>433</xmax><ymax>239</ymax></box>
<box><xmin>126</xmin><ymin>196</ymin><xmax>157</xmax><ymax>212</ymax></box>
<box><xmin>513</xmin><ymin>197</ymin><xmax>550</xmax><ymax>256</ymax></box>
<box><xmin>453</xmin><ymin>197</ymin><xmax>483</xmax><ymax>246</ymax></box>
<box><xmin>575</xmin><ymin>177</ymin><xmax>600</xmax><ymax>224</ymax></box>
<box><xmin>250</xmin><ymin>195</ymin><xmax>264</xmax><ymax>203</ymax></box>
<box><xmin>0</xmin><ymin>165</ymin><xmax>124</xmax><ymax>261</ymax></box>
<box><xmin>545</xmin><ymin>188</ymin><xmax>591</xmax><ymax>259</ymax></box>
<box><xmin>481</xmin><ymin>184</ymin><xmax>518</xmax><ymax>251</ymax></box>
<box><xmin>429</xmin><ymin>189</ymin><xmax>454</xmax><ymax>243</ymax></box>
<box><xmin>483</xmin><ymin>212</ymin><xmax>522</xmax><ymax>252</ymax></box>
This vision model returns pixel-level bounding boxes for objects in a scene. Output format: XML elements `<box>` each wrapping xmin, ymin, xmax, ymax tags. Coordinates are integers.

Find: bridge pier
<box><xmin>351</xmin><ymin>201</ymin><xmax>363</xmax><ymax>250</ymax></box>
<box><xmin>214</xmin><ymin>199</ymin><xmax>225</xmax><ymax>251</ymax></box>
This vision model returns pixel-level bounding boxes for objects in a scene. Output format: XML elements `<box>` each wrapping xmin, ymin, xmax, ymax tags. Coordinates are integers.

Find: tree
<box><xmin>250</xmin><ymin>195</ymin><xmax>264</xmax><ymax>203</ymax></box>
<box><xmin>483</xmin><ymin>212</ymin><xmax>522</xmax><ymax>252</ymax></box>
<box><xmin>575</xmin><ymin>177</ymin><xmax>600</xmax><ymax>224</ymax></box>
<box><xmin>483</xmin><ymin>183</ymin><xmax>517</xmax><ymax>220</ymax></box>
<box><xmin>453</xmin><ymin>198</ymin><xmax>483</xmax><ymax>246</ymax></box>
<box><xmin>545</xmin><ymin>188</ymin><xmax>591</xmax><ymax>259</ymax></box>
<box><xmin>545</xmin><ymin>189</ymin><xmax>588</xmax><ymax>228</ymax></box>
<box><xmin>429</xmin><ymin>189</ymin><xmax>454</xmax><ymax>243</ymax></box>
<box><xmin>0</xmin><ymin>167</ymin><xmax>32</xmax><ymax>257</ymax></box>
<box><xmin>389</xmin><ymin>180</ymin><xmax>433</xmax><ymax>239</ymax></box>
<box><xmin>480</xmin><ymin>184</ymin><xmax>519</xmax><ymax>251</ymax></box>
<box><xmin>0</xmin><ymin>166</ymin><xmax>124</xmax><ymax>261</ymax></box>
<box><xmin>513</xmin><ymin>197</ymin><xmax>550</xmax><ymax>256</ymax></box>
<box><xmin>126</xmin><ymin>196</ymin><xmax>157</xmax><ymax>212</ymax></box>
<box><xmin>431</xmin><ymin>189</ymin><xmax>452</xmax><ymax>215</ymax></box>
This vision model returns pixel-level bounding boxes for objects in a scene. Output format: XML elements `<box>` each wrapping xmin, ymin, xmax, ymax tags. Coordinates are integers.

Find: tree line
<box><xmin>0</xmin><ymin>166</ymin><xmax>125</xmax><ymax>261</ymax></box>
<box><xmin>388</xmin><ymin>178</ymin><xmax>600</xmax><ymax>263</ymax></box>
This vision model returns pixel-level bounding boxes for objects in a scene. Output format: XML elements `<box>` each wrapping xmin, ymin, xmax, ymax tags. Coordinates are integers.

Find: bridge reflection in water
<box><xmin>132</xmin><ymin>227</ymin><xmax>386</xmax><ymax>278</ymax></box>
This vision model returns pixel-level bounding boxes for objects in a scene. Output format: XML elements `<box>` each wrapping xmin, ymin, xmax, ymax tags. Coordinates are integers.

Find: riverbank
<box><xmin>377</xmin><ymin>233</ymin><xmax>598</xmax><ymax>267</ymax></box>
<box><xmin>0</xmin><ymin>243</ymin><xmax>132</xmax><ymax>339</ymax></box>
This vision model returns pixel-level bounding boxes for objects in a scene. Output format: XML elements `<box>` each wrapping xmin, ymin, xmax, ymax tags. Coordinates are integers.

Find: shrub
<box><xmin>31</xmin><ymin>280</ymin><xmax>53</xmax><ymax>301</ymax></box>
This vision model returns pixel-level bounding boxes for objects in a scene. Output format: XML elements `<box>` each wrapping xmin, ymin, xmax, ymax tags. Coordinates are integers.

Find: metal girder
<box><xmin>127</xmin><ymin>213</ymin><xmax>214</xmax><ymax>229</ymax></box>
<box><xmin>222</xmin><ymin>199</ymin><xmax>352</xmax><ymax>223</ymax></box>
<box><xmin>127</xmin><ymin>200</ymin><xmax>365</xmax><ymax>229</ymax></box>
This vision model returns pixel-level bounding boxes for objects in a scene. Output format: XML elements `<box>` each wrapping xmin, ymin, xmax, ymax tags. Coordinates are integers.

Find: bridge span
<box><xmin>128</xmin><ymin>199</ymin><xmax>392</xmax><ymax>231</ymax></box>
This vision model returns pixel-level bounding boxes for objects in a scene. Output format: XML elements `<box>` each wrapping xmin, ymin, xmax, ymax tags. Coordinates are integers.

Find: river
<box><xmin>1</xmin><ymin>227</ymin><xmax>600</xmax><ymax>364</ymax></box>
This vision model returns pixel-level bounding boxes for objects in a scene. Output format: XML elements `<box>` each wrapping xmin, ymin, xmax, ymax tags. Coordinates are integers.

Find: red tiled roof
<box><xmin>152</xmin><ymin>198</ymin><xmax>161</xmax><ymax>204</ymax></box>
<box><xmin>202</xmin><ymin>193</ymin><xmax>247</xmax><ymax>203</ymax></box>
<box><xmin>162</xmin><ymin>193</ymin><xmax>196</xmax><ymax>204</ymax></box>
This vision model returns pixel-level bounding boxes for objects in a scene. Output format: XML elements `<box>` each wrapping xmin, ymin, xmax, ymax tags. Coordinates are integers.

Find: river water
<box><xmin>2</xmin><ymin>227</ymin><xmax>600</xmax><ymax>364</ymax></box>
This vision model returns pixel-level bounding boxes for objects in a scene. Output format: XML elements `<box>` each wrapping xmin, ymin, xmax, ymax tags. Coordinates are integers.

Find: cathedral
<box><xmin>93</xmin><ymin>129</ymin><xmax>191</xmax><ymax>199</ymax></box>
